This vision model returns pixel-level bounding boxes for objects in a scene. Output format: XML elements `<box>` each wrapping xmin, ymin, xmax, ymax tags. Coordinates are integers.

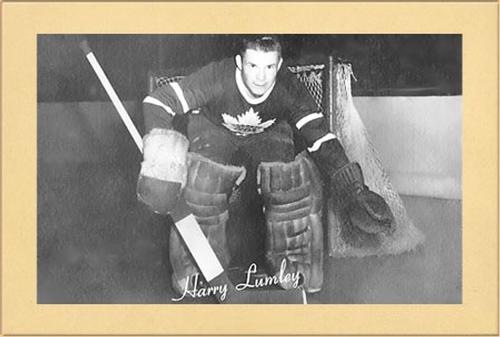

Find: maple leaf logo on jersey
<box><xmin>221</xmin><ymin>108</ymin><xmax>276</xmax><ymax>136</ymax></box>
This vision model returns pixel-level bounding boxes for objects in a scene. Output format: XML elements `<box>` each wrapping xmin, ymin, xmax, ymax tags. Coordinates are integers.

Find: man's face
<box><xmin>236</xmin><ymin>49</ymin><xmax>283</xmax><ymax>98</ymax></box>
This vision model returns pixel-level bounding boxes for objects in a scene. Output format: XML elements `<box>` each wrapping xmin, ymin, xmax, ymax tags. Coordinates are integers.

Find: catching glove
<box><xmin>330</xmin><ymin>162</ymin><xmax>395</xmax><ymax>235</ymax></box>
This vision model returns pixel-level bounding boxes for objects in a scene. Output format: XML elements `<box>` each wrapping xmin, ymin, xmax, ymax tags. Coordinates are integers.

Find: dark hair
<box><xmin>239</xmin><ymin>36</ymin><xmax>282</xmax><ymax>57</ymax></box>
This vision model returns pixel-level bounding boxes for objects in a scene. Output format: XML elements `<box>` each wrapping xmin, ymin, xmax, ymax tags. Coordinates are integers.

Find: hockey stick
<box><xmin>80</xmin><ymin>41</ymin><xmax>143</xmax><ymax>152</ymax></box>
<box><xmin>80</xmin><ymin>40</ymin><xmax>305</xmax><ymax>304</ymax></box>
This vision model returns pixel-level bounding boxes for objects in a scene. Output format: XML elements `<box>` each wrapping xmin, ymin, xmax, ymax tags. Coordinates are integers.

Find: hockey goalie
<box><xmin>136</xmin><ymin>36</ymin><xmax>411</xmax><ymax>297</ymax></box>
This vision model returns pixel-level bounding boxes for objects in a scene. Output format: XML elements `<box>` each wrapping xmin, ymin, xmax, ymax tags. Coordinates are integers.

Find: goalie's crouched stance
<box><xmin>136</xmin><ymin>127</ymin><xmax>325</xmax><ymax>294</ymax></box>
<box><xmin>136</xmin><ymin>127</ymin><xmax>395</xmax><ymax>297</ymax></box>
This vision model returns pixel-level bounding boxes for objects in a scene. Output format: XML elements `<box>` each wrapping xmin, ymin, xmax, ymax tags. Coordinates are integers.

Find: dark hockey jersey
<box><xmin>143</xmin><ymin>57</ymin><xmax>344</xmax><ymax>174</ymax></box>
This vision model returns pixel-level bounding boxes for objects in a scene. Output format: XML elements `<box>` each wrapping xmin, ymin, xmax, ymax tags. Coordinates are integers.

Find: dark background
<box><xmin>38</xmin><ymin>34</ymin><xmax>461</xmax><ymax>103</ymax></box>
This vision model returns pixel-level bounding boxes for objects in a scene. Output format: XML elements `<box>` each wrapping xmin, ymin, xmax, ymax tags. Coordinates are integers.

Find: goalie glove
<box><xmin>137</xmin><ymin>128</ymin><xmax>189</xmax><ymax>214</ymax></box>
<box><xmin>330</xmin><ymin>162</ymin><xmax>395</xmax><ymax>234</ymax></box>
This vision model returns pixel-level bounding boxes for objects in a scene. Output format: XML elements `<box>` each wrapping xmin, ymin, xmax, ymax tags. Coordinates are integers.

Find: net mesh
<box><xmin>327</xmin><ymin>63</ymin><xmax>424</xmax><ymax>257</ymax></box>
<box><xmin>155</xmin><ymin>75</ymin><xmax>185</xmax><ymax>88</ymax></box>
<box><xmin>287</xmin><ymin>64</ymin><xmax>325</xmax><ymax>112</ymax></box>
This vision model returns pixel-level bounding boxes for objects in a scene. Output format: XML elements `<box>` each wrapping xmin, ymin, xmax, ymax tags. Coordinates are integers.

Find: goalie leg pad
<box><xmin>258</xmin><ymin>152</ymin><xmax>324</xmax><ymax>293</ymax></box>
<box><xmin>169</xmin><ymin>153</ymin><xmax>246</xmax><ymax>294</ymax></box>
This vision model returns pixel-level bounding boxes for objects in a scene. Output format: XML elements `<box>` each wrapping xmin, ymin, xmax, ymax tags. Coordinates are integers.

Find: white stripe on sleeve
<box><xmin>169</xmin><ymin>82</ymin><xmax>190</xmax><ymax>113</ymax></box>
<box><xmin>296</xmin><ymin>112</ymin><xmax>324</xmax><ymax>130</ymax></box>
<box><xmin>307</xmin><ymin>133</ymin><xmax>337</xmax><ymax>152</ymax></box>
<box><xmin>143</xmin><ymin>96</ymin><xmax>175</xmax><ymax>116</ymax></box>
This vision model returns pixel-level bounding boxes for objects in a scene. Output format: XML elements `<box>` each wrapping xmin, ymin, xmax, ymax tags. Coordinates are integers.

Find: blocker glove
<box><xmin>330</xmin><ymin>161</ymin><xmax>395</xmax><ymax>235</ymax></box>
<box><xmin>137</xmin><ymin>128</ymin><xmax>189</xmax><ymax>214</ymax></box>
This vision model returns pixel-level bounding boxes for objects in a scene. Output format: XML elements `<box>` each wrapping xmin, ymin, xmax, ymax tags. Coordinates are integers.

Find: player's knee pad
<box><xmin>169</xmin><ymin>152</ymin><xmax>246</xmax><ymax>294</ymax></box>
<box><xmin>258</xmin><ymin>152</ymin><xmax>324</xmax><ymax>293</ymax></box>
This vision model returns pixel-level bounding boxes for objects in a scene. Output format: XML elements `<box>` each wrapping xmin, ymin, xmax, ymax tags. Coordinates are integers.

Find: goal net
<box><xmin>326</xmin><ymin>60</ymin><xmax>424</xmax><ymax>257</ymax></box>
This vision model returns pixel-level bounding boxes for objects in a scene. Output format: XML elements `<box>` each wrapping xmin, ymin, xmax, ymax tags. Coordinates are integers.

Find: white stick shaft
<box><xmin>85</xmin><ymin>52</ymin><xmax>144</xmax><ymax>153</ymax></box>
<box><xmin>175</xmin><ymin>215</ymin><xmax>224</xmax><ymax>281</ymax></box>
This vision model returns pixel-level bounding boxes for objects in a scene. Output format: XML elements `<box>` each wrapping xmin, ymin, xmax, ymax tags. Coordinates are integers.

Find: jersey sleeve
<box><xmin>283</xmin><ymin>72</ymin><xmax>347</xmax><ymax>174</ymax></box>
<box><xmin>143</xmin><ymin>60</ymin><xmax>225</xmax><ymax>133</ymax></box>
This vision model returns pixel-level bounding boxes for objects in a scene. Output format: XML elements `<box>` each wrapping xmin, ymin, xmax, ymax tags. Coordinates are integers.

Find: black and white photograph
<box><xmin>37</xmin><ymin>34</ymin><xmax>462</xmax><ymax>304</ymax></box>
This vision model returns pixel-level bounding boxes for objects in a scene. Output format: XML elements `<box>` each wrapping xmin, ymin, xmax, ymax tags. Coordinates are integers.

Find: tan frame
<box><xmin>1</xmin><ymin>2</ymin><xmax>498</xmax><ymax>336</ymax></box>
